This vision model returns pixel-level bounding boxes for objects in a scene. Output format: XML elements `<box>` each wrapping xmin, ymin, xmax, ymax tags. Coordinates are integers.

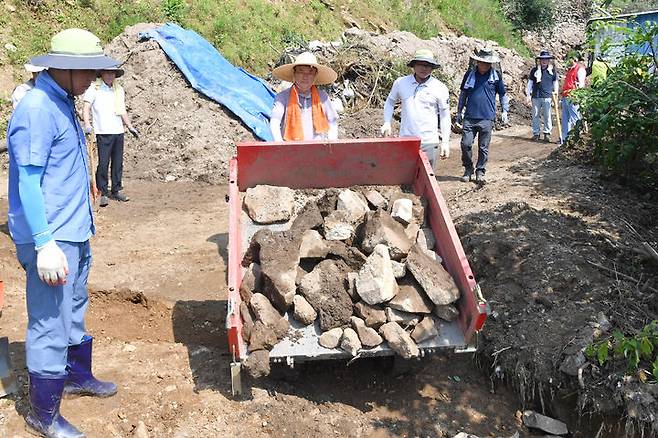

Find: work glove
<box><xmin>455</xmin><ymin>112</ymin><xmax>463</xmax><ymax>125</ymax></box>
<box><xmin>36</xmin><ymin>240</ymin><xmax>69</xmax><ymax>286</ymax></box>
<box><xmin>83</xmin><ymin>125</ymin><xmax>92</xmax><ymax>135</ymax></box>
<box><xmin>501</xmin><ymin>111</ymin><xmax>509</xmax><ymax>125</ymax></box>
<box><xmin>440</xmin><ymin>142</ymin><xmax>450</xmax><ymax>159</ymax></box>
<box><xmin>380</xmin><ymin>122</ymin><xmax>392</xmax><ymax>137</ymax></box>
<box><xmin>128</xmin><ymin>127</ymin><xmax>140</xmax><ymax>139</ymax></box>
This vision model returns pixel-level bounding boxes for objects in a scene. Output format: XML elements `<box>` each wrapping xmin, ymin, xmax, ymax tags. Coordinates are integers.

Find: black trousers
<box><xmin>95</xmin><ymin>133</ymin><xmax>124</xmax><ymax>196</ymax></box>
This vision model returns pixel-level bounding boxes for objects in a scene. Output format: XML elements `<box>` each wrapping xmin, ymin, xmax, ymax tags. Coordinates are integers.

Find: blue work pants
<box><xmin>15</xmin><ymin>241</ymin><xmax>91</xmax><ymax>376</ymax></box>
<box><xmin>561</xmin><ymin>97</ymin><xmax>581</xmax><ymax>144</ymax></box>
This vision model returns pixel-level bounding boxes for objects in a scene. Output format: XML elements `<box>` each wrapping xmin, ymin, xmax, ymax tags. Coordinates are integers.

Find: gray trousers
<box><xmin>460</xmin><ymin>118</ymin><xmax>493</xmax><ymax>174</ymax></box>
<box><xmin>532</xmin><ymin>97</ymin><xmax>552</xmax><ymax>135</ymax></box>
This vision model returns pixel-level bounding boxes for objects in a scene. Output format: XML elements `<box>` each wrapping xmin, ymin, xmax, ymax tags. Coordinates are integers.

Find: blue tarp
<box><xmin>140</xmin><ymin>23</ymin><xmax>275</xmax><ymax>141</ymax></box>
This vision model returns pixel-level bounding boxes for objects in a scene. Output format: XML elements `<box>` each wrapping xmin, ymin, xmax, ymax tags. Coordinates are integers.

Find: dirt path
<box><xmin>1</xmin><ymin>125</ymin><xmax>651</xmax><ymax>437</ymax></box>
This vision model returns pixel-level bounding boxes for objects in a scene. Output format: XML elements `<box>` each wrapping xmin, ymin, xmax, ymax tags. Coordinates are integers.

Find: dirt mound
<box><xmin>104</xmin><ymin>24</ymin><xmax>258</xmax><ymax>184</ymax></box>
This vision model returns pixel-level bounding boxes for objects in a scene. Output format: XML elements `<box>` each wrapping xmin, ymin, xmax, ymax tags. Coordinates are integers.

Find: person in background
<box><xmin>269</xmin><ymin>51</ymin><xmax>338</xmax><ymax>141</ymax></box>
<box><xmin>83</xmin><ymin>66</ymin><xmax>139</xmax><ymax>207</ymax></box>
<box><xmin>456</xmin><ymin>47</ymin><xmax>509</xmax><ymax>185</ymax></box>
<box><xmin>381</xmin><ymin>49</ymin><xmax>451</xmax><ymax>170</ymax></box>
<box><xmin>526</xmin><ymin>50</ymin><xmax>559</xmax><ymax>142</ymax></box>
<box><xmin>11</xmin><ymin>63</ymin><xmax>46</xmax><ymax>108</ymax></box>
<box><xmin>560</xmin><ymin>53</ymin><xmax>586</xmax><ymax>144</ymax></box>
<box><xmin>7</xmin><ymin>28</ymin><xmax>120</xmax><ymax>438</ymax></box>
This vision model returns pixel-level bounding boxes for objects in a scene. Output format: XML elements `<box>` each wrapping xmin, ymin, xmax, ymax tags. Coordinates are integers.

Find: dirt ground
<box><xmin>2</xmin><ymin>122</ymin><xmax>656</xmax><ymax>437</ymax></box>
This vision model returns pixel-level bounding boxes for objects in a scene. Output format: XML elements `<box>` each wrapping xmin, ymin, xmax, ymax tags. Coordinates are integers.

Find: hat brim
<box><xmin>272</xmin><ymin>62</ymin><xmax>337</xmax><ymax>85</ymax></box>
<box><xmin>99</xmin><ymin>68</ymin><xmax>125</xmax><ymax>78</ymax></box>
<box><xmin>536</xmin><ymin>55</ymin><xmax>554</xmax><ymax>59</ymax></box>
<box><xmin>407</xmin><ymin>60</ymin><xmax>439</xmax><ymax>69</ymax></box>
<box><xmin>470</xmin><ymin>54</ymin><xmax>500</xmax><ymax>64</ymax></box>
<box><xmin>29</xmin><ymin>54</ymin><xmax>120</xmax><ymax>70</ymax></box>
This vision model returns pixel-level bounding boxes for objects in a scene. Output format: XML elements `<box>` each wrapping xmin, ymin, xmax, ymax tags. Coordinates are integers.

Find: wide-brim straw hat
<box><xmin>470</xmin><ymin>47</ymin><xmax>500</xmax><ymax>64</ymax></box>
<box><xmin>407</xmin><ymin>49</ymin><xmax>439</xmax><ymax>68</ymax></box>
<box><xmin>29</xmin><ymin>28</ymin><xmax>119</xmax><ymax>70</ymax></box>
<box><xmin>272</xmin><ymin>51</ymin><xmax>337</xmax><ymax>85</ymax></box>
<box><xmin>536</xmin><ymin>50</ymin><xmax>554</xmax><ymax>60</ymax></box>
<box><xmin>98</xmin><ymin>66</ymin><xmax>125</xmax><ymax>78</ymax></box>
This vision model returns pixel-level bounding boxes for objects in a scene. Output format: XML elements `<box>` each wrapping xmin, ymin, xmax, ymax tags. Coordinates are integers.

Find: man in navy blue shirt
<box><xmin>456</xmin><ymin>48</ymin><xmax>509</xmax><ymax>185</ymax></box>
<box><xmin>526</xmin><ymin>50</ymin><xmax>559</xmax><ymax>142</ymax></box>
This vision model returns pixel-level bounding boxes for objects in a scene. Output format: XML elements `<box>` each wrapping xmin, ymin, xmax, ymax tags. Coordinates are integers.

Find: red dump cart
<box><xmin>226</xmin><ymin>138</ymin><xmax>489</xmax><ymax>388</ymax></box>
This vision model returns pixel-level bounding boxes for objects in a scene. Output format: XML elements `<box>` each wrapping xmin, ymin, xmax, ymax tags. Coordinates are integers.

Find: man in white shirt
<box><xmin>83</xmin><ymin>67</ymin><xmax>138</xmax><ymax>207</ymax></box>
<box><xmin>381</xmin><ymin>49</ymin><xmax>451</xmax><ymax>170</ymax></box>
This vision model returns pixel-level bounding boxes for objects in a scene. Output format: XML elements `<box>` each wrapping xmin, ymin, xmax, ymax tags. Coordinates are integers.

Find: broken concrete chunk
<box><xmin>324</xmin><ymin>209</ymin><xmax>355</xmax><ymax>240</ymax></box>
<box><xmin>416</xmin><ymin>228</ymin><xmax>436</xmax><ymax>251</ymax></box>
<box><xmin>354</xmin><ymin>302</ymin><xmax>387</xmax><ymax>328</ymax></box>
<box><xmin>404</xmin><ymin>222</ymin><xmax>421</xmax><ymax>245</ymax></box>
<box><xmin>365</xmin><ymin>190</ymin><xmax>387</xmax><ymax>210</ymax></box>
<box><xmin>243</xmin><ymin>350</ymin><xmax>270</xmax><ymax>378</ymax></box>
<box><xmin>433</xmin><ymin>304</ymin><xmax>460</xmax><ymax>322</ymax></box>
<box><xmin>291</xmin><ymin>201</ymin><xmax>324</xmax><ymax>232</ymax></box>
<box><xmin>327</xmin><ymin>241</ymin><xmax>367</xmax><ymax>270</ymax></box>
<box><xmin>379</xmin><ymin>322</ymin><xmax>420</xmax><ymax>359</ymax></box>
<box><xmin>389</xmin><ymin>191</ymin><xmax>425</xmax><ymax>225</ymax></box>
<box><xmin>522</xmin><ymin>411</ymin><xmax>568</xmax><ymax>435</ymax></box>
<box><xmin>340</xmin><ymin>328</ymin><xmax>362</xmax><ymax>356</ymax></box>
<box><xmin>406</xmin><ymin>244</ymin><xmax>460</xmax><ymax>305</ymax></box>
<box><xmin>319</xmin><ymin>327</ymin><xmax>343</xmax><ymax>349</ymax></box>
<box><xmin>389</xmin><ymin>277</ymin><xmax>434</xmax><ymax>313</ymax></box>
<box><xmin>244</xmin><ymin>185</ymin><xmax>295</xmax><ymax>224</ymax></box>
<box><xmin>351</xmin><ymin>316</ymin><xmax>383</xmax><ymax>348</ymax></box>
<box><xmin>248</xmin><ymin>321</ymin><xmax>278</xmax><ymax>351</ymax></box>
<box><xmin>250</xmin><ymin>293</ymin><xmax>283</xmax><ymax>327</ymax></box>
<box><xmin>411</xmin><ymin>316</ymin><xmax>439</xmax><ymax>343</ymax></box>
<box><xmin>240</xmin><ymin>263</ymin><xmax>262</xmax><ymax>304</ymax></box>
<box><xmin>293</xmin><ymin>295</ymin><xmax>317</xmax><ymax>326</ymax></box>
<box><xmin>299</xmin><ymin>230</ymin><xmax>330</xmax><ymax>259</ymax></box>
<box><xmin>299</xmin><ymin>260</ymin><xmax>353</xmax><ymax>330</ymax></box>
<box><xmin>355</xmin><ymin>244</ymin><xmax>399</xmax><ymax>305</ymax></box>
<box><xmin>385</xmin><ymin>307</ymin><xmax>421</xmax><ymax>326</ymax></box>
<box><xmin>337</xmin><ymin>189</ymin><xmax>370</xmax><ymax>223</ymax></box>
<box><xmin>391</xmin><ymin>198</ymin><xmax>413</xmax><ymax>225</ymax></box>
<box><xmin>360</xmin><ymin>209</ymin><xmax>412</xmax><ymax>260</ymax></box>
<box><xmin>391</xmin><ymin>260</ymin><xmax>406</xmax><ymax>279</ymax></box>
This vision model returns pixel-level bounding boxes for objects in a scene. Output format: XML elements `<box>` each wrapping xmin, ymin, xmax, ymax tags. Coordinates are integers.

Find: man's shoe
<box><xmin>110</xmin><ymin>192</ymin><xmax>129</xmax><ymax>202</ymax></box>
<box><xmin>475</xmin><ymin>171</ymin><xmax>486</xmax><ymax>185</ymax></box>
<box><xmin>543</xmin><ymin>133</ymin><xmax>551</xmax><ymax>142</ymax></box>
<box><xmin>64</xmin><ymin>336</ymin><xmax>117</xmax><ymax>398</ymax></box>
<box><xmin>99</xmin><ymin>196</ymin><xmax>109</xmax><ymax>207</ymax></box>
<box><xmin>460</xmin><ymin>170</ymin><xmax>473</xmax><ymax>183</ymax></box>
<box><xmin>532</xmin><ymin>134</ymin><xmax>540</xmax><ymax>141</ymax></box>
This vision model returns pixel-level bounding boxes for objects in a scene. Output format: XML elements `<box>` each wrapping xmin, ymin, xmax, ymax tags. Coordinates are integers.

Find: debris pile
<box><xmin>239</xmin><ymin>184</ymin><xmax>462</xmax><ymax>376</ymax></box>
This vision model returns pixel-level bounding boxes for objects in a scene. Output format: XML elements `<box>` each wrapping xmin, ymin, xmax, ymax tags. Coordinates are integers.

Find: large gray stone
<box><xmin>242</xmin><ymin>229</ymin><xmax>301</xmax><ymax>312</ymax></box>
<box><xmin>351</xmin><ymin>316</ymin><xmax>383</xmax><ymax>348</ymax></box>
<box><xmin>391</xmin><ymin>198</ymin><xmax>413</xmax><ymax>225</ymax></box>
<box><xmin>365</xmin><ymin>190</ymin><xmax>387</xmax><ymax>210</ymax></box>
<box><xmin>299</xmin><ymin>230</ymin><xmax>330</xmax><ymax>259</ymax></box>
<box><xmin>243</xmin><ymin>350</ymin><xmax>270</xmax><ymax>378</ymax></box>
<box><xmin>250</xmin><ymin>293</ymin><xmax>283</xmax><ymax>327</ymax></box>
<box><xmin>360</xmin><ymin>210</ymin><xmax>412</xmax><ymax>260</ymax></box>
<box><xmin>291</xmin><ymin>201</ymin><xmax>324</xmax><ymax>232</ymax></box>
<box><xmin>353</xmin><ymin>302</ymin><xmax>387</xmax><ymax>328</ymax></box>
<box><xmin>293</xmin><ymin>295</ymin><xmax>317</xmax><ymax>326</ymax></box>
<box><xmin>379</xmin><ymin>322</ymin><xmax>420</xmax><ymax>359</ymax></box>
<box><xmin>406</xmin><ymin>244</ymin><xmax>460</xmax><ymax>305</ymax></box>
<box><xmin>411</xmin><ymin>316</ymin><xmax>439</xmax><ymax>343</ymax></box>
<box><xmin>389</xmin><ymin>276</ymin><xmax>434</xmax><ymax>313</ymax></box>
<box><xmin>522</xmin><ymin>411</ymin><xmax>568</xmax><ymax>435</ymax></box>
<box><xmin>340</xmin><ymin>328</ymin><xmax>362</xmax><ymax>356</ymax></box>
<box><xmin>248</xmin><ymin>321</ymin><xmax>278</xmax><ymax>351</ymax></box>
<box><xmin>324</xmin><ymin>210</ymin><xmax>355</xmax><ymax>241</ymax></box>
<box><xmin>385</xmin><ymin>307</ymin><xmax>421</xmax><ymax>327</ymax></box>
<box><xmin>355</xmin><ymin>244</ymin><xmax>399</xmax><ymax>305</ymax></box>
<box><xmin>337</xmin><ymin>189</ymin><xmax>370</xmax><ymax>223</ymax></box>
<box><xmin>299</xmin><ymin>260</ymin><xmax>353</xmax><ymax>330</ymax></box>
<box><xmin>434</xmin><ymin>304</ymin><xmax>459</xmax><ymax>322</ymax></box>
<box><xmin>244</xmin><ymin>185</ymin><xmax>294</xmax><ymax>224</ymax></box>
<box><xmin>319</xmin><ymin>327</ymin><xmax>343</xmax><ymax>349</ymax></box>
<box><xmin>416</xmin><ymin>228</ymin><xmax>436</xmax><ymax>251</ymax></box>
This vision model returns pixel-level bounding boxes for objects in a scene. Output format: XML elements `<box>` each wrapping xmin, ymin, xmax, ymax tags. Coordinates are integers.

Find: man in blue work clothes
<box><xmin>456</xmin><ymin>47</ymin><xmax>510</xmax><ymax>185</ymax></box>
<box><xmin>7</xmin><ymin>28</ymin><xmax>119</xmax><ymax>438</ymax></box>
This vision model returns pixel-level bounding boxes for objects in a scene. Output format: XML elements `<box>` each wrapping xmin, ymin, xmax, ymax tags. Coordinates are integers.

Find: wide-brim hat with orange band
<box><xmin>272</xmin><ymin>51</ymin><xmax>338</xmax><ymax>85</ymax></box>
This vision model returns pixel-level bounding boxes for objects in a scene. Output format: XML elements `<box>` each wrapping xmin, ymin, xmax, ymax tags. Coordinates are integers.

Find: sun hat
<box><xmin>407</xmin><ymin>49</ymin><xmax>439</xmax><ymax>68</ymax></box>
<box><xmin>470</xmin><ymin>47</ymin><xmax>500</xmax><ymax>64</ymax></box>
<box><xmin>24</xmin><ymin>63</ymin><xmax>46</xmax><ymax>73</ymax></box>
<box><xmin>29</xmin><ymin>28</ymin><xmax>119</xmax><ymax>70</ymax></box>
<box><xmin>272</xmin><ymin>51</ymin><xmax>337</xmax><ymax>85</ymax></box>
<box><xmin>536</xmin><ymin>50</ymin><xmax>554</xmax><ymax>60</ymax></box>
<box><xmin>98</xmin><ymin>66</ymin><xmax>125</xmax><ymax>78</ymax></box>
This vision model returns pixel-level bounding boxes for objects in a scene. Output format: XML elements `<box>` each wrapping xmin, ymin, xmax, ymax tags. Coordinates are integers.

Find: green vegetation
<box><xmin>504</xmin><ymin>0</ymin><xmax>555</xmax><ymax>31</ymax></box>
<box><xmin>585</xmin><ymin>321</ymin><xmax>658</xmax><ymax>382</ymax></box>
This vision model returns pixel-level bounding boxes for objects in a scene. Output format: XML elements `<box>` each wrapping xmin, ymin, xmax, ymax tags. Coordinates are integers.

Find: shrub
<box><xmin>504</xmin><ymin>0</ymin><xmax>555</xmax><ymax>31</ymax></box>
<box><xmin>161</xmin><ymin>0</ymin><xmax>187</xmax><ymax>24</ymax></box>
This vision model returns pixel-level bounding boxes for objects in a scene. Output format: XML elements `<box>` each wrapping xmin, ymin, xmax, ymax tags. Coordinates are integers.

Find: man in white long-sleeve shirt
<box><xmin>381</xmin><ymin>49</ymin><xmax>451</xmax><ymax>170</ymax></box>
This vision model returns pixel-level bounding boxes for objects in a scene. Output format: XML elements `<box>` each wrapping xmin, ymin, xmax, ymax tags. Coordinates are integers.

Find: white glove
<box><xmin>36</xmin><ymin>240</ymin><xmax>69</xmax><ymax>286</ymax></box>
<box><xmin>380</xmin><ymin>122</ymin><xmax>392</xmax><ymax>137</ymax></box>
<box><xmin>440</xmin><ymin>142</ymin><xmax>450</xmax><ymax>159</ymax></box>
<box><xmin>501</xmin><ymin>112</ymin><xmax>509</xmax><ymax>125</ymax></box>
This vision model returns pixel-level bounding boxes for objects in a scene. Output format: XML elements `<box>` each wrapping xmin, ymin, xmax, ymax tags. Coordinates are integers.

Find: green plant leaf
<box><xmin>597</xmin><ymin>341</ymin><xmax>610</xmax><ymax>366</ymax></box>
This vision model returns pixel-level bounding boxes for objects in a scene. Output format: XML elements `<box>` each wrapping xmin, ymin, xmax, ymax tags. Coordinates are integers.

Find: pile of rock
<box><xmin>239</xmin><ymin>184</ymin><xmax>461</xmax><ymax>374</ymax></box>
